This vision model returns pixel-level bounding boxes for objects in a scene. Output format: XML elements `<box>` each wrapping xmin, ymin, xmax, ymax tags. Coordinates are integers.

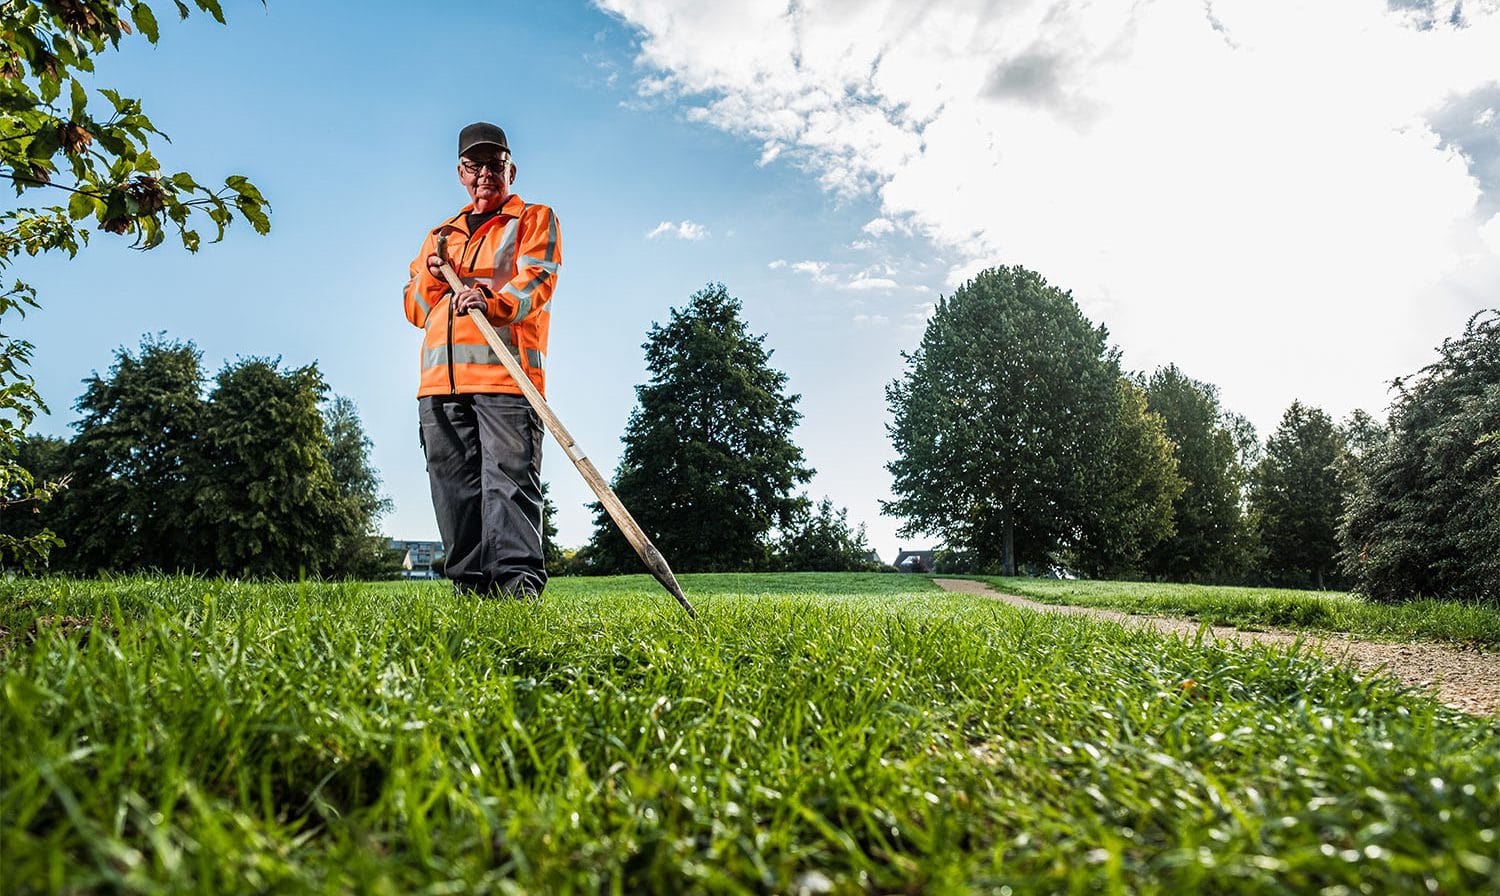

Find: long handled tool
<box><xmin>433</xmin><ymin>232</ymin><xmax>697</xmax><ymax>618</ymax></box>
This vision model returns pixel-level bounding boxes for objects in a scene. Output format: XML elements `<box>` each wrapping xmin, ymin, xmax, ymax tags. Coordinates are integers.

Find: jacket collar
<box><xmin>439</xmin><ymin>194</ymin><xmax>526</xmax><ymax>237</ymax></box>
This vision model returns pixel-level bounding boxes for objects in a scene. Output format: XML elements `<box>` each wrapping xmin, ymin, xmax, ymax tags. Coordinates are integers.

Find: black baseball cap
<box><xmin>458</xmin><ymin>122</ymin><xmax>509</xmax><ymax>157</ymax></box>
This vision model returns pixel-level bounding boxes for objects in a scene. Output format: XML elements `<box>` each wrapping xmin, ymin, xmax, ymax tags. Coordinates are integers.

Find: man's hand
<box><xmin>426</xmin><ymin>253</ymin><xmax>448</xmax><ymax>281</ymax></box>
<box><xmin>453</xmin><ymin>285</ymin><xmax>489</xmax><ymax>315</ymax></box>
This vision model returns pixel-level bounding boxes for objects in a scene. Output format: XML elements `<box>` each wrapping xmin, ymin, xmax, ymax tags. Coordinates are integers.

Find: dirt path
<box><xmin>934</xmin><ymin>578</ymin><xmax>1500</xmax><ymax>717</ymax></box>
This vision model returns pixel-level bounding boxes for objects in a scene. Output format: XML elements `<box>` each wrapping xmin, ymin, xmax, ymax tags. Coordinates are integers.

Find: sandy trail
<box><xmin>933</xmin><ymin>578</ymin><xmax>1500</xmax><ymax>717</ymax></box>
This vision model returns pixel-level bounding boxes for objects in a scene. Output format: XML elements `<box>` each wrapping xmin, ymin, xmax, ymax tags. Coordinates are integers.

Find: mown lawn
<box><xmin>2</xmin><ymin>573</ymin><xmax>1497</xmax><ymax>894</ymax></box>
<box><xmin>979</xmin><ymin>577</ymin><xmax>1500</xmax><ymax>648</ymax></box>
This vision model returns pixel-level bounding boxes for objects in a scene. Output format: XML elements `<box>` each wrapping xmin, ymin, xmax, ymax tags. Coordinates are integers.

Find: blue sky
<box><xmin>12</xmin><ymin>0</ymin><xmax>1500</xmax><ymax>561</ymax></box>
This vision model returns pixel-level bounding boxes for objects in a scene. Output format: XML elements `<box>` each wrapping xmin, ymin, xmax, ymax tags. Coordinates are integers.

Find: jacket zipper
<box><xmin>446</xmin><ymin>214</ymin><xmax>505</xmax><ymax>395</ymax></box>
<box><xmin>447</xmin><ymin>291</ymin><xmax>457</xmax><ymax>394</ymax></box>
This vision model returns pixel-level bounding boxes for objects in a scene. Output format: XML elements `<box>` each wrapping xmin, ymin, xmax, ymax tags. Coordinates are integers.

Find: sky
<box><xmin>10</xmin><ymin>0</ymin><xmax>1499</xmax><ymax>564</ymax></box>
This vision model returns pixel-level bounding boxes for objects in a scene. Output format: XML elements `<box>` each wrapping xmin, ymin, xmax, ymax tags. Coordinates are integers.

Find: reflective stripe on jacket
<box><xmin>403</xmin><ymin>193</ymin><xmax>561</xmax><ymax>398</ymax></box>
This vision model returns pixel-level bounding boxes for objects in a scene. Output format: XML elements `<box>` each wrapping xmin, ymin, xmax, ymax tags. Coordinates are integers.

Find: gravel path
<box><xmin>933</xmin><ymin>578</ymin><xmax>1500</xmax><ymax>717</ymax></box>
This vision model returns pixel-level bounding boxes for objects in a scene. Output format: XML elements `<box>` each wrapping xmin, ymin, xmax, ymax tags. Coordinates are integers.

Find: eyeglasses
<box><xmin>460</xmin><ymin>157</ymin><xmax>510</xmax><ymax>175</ymax></box>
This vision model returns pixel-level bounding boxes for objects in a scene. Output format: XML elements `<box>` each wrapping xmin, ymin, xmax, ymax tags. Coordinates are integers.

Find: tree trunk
<box><xmin>1002</xmin><ymin>510</ymin><xmax>1016</xmax><ymax>577</ymax></box>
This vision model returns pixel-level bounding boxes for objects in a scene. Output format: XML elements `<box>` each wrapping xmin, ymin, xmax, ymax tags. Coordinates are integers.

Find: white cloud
<box><xmin>862</xmin><ymin>217</ymin><xmax>896</xmax><ymax>236</ymax></box>
<box><xmin>1482</xmin><ymin>212</ymin><xmax>1500</xmax><ymax>255</ymax></box>
<box><xmin>771</xmin><ymin>258</ymin><xmax>905</xmax><ymax>290</ymax></box>
<box><xmin>600</xmin><ymin>0</ymin><xmax>1500</xmax><ymax>432</ymax></box>
<box><xmin>646</xmin><ymin>219</ymin><xmax>709</xmax><ymax>240</ymax></box>
<box><xmin>843</xmin><ymin>273</ymin><xmax>898</xmax><ymax>291</ymax></box>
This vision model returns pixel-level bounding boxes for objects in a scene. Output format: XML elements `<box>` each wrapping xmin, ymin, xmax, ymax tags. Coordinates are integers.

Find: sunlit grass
<box><xmin>2</xmin><ymin>573</ymin><xmax>1497</xmax><ymax>893</ymax></box>
<box><xmin>980</xmin><ymin>577</ymin><xmax>1500</xmax><ymax>647</ymax></box>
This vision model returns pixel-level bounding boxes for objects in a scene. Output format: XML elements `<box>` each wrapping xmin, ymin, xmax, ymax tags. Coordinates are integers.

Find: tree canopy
<box><xmin>1250</xmin><ymin>401</ymin><xmax>1344</xmax><ymax>589</ymax></box>
<box><xmin>1339</xmin><ymin>311</ymin><xmax>1500</xmax><ymax>602</ymax></box>
<box><xmin>884</xmin><ymin>265</ymin><xmax>1177</xmax><ymax>576</ymax></box>
<box><xmin>1140</xmin><ymin>364</ymin><xmax>1253</xmax><ymax>582</ymax></box>
<box><xmin>1071</xmin><ymin>377</ymin><xmax>1185</xmax><ymax>578</ymax></box>
<box><xmin>1</xmin><ymin>337</ymin><xmax>389</xmax><ymax>577</ymax></box>
<box><xmin>583</xmin><ymin>283</ymin><xmax>812</xmax><ymax>573</ymax></box>
<box><xmin>2</xmin><ymin>1</ymin><xmax>268</xmax><ymax>254</ymax></box>
<box><xmin>776</xmin><ymin>498</ymin><xmax>878</xmax><ymax>572</ymax></box>
<box><xmin>1</xmin><ymin>1</ymin><xmax>267</xmax><ymax>570</ymax></box>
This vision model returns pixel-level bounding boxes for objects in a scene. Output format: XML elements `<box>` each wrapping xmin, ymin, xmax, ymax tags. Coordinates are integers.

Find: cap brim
<box><xmin>460</xmin><ymin>141</ymin><xmax>508</xmax><ymax>156</ymax></box>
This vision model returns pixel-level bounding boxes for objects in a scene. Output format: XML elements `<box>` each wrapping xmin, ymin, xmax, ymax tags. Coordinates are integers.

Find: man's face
<box><xmin>458</xmin><ymin>148</ymin><xmax>513</xmax><ymax>207</ymax></box>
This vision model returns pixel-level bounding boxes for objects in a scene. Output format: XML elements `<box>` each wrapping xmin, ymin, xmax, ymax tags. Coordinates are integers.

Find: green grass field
<box><xmin>2</xmin><ymin>573</ymin><xmax>1497</xmax><ymax>894</ymax></box>
<box><xmin>980</xmin><ymin>577</ymin><xmax>1500</xmax><ymax>647</ymax></box>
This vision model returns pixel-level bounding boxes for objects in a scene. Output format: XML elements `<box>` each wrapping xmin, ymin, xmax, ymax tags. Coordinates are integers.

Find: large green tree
<box><xmin>1140</xmin><ymin>364</ymin><xmax>1253</xmax><ymax>582</ymax></box>
<box><xmin>1249</xmin><ymin>401</ymin><xmax>1345</xmax><ymax>589</ymax></box>
<box><xmin>584</xmin><ymin>283</ymin><xmax>812</xmax><ymax>573</ymax></box>
<box><xmin>1339</xmin><ymin>312</ymin><xmax>1500</xmax><ymax>602</ymax></box>
<box><xmin>1</xmin><ymin>1</ymin><xmax>267</xmax><ymax>570</ymax></box>
<box><xmin>196</xmin><ymin>357</ymin><xmax>343</xmax><ymax>577</ymax></box>
<box><xmin>57</xmin><ymin>336</ymin><xmax>208</xmax><ymax>571</ymax></box>
<box><xmin>4</xmin><ymin>338</ymin><xmax>392</xmax><ymax>577</ymax></box>
<box><xmin>541</xmin><ymin>481</ymin><xmax>564</xmax><ymax>576</ymax></box>
<box><xmin>884</xmin><ymin>265</ymin><xmax>1131</xmax><ymax>576</ymax></box>
<box><xmin>321</xmin><ymin>395</ymin><xmax>394</xmax><ymax>579</ymax></box>
<box><xmin>1071</xmin><ymin>377</ymin><xmax>1185</xmax><ymax>579</ymax></box>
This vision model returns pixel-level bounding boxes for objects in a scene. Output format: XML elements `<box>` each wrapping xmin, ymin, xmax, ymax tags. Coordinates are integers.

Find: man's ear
<box><xmin>509</xmin><ymin>161</ymin><xmax>519</xmax><ymax>185</ymax></box>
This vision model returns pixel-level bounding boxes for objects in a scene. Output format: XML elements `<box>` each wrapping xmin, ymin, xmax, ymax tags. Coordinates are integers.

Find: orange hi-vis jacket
<box><xmin>404</xmin><ymin>194</ymin><xmax>561</xmax><ymax>398</ymax></box>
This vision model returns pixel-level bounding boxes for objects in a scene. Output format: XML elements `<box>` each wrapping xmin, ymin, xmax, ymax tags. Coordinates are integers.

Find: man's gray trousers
<box><xmin>419</xmin><ymin>393</ymin><xmax>547</xmax><ymax>596</ymax></box>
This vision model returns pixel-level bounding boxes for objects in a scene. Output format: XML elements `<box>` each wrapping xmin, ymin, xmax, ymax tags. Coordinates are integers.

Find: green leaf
<box><xmin>225</xmin><ymin>175</ymin><xmax>265</xmax><ymax>203</ymax></box>
<box><xmin>69</xmin><ymin>79</ymin><xmax>87</xmax><ymax>120</ymax></box>
<box><xmin>169</xmin><ymin>172</ymin><xmax>200</xmax><ymax>191</ymax></box>
<box><xmin>237</xmin><ymin>198</ymin><xmax>270</xmax><ymax>235</ymax></box>
<box><xmin>67</xmin><ymin>192</ymin><xmax>93</xmax><ymax>221</ymax></box>
<box><xmin>131</xmin><ymin>3</ymin><xmax>161</xmax><ymax>42</ymax></box>
<box><xmin>28</xmin><ymin>126</ymin><xmax>62</xmax><ymax>163</ymax></box>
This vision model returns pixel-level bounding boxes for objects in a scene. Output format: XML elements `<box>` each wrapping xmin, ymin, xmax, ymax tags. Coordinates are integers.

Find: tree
<box><xmin>1250</xmin><ymin>401</ymin><xmax>1345</xmax><ymax>589</ymax></box>
<box><xmin>884</xmin><ymin>265</ymin><xmax>1125</xmax><ymax>576</ymax></box>
<box><xmin>541</xmin><ymin>481</ymin><xmax>564</xmax><ymax>576</ymax></box>
<box><xmin>776</xmin><ymin>497</ymin><xmax>877</xmax><ymax>572</ymax></box>
<box><xmin>1070</xmin><ymin>378</ymin><xmax>1185</xmax><ymax>579</ymax></box>
<box><xmin>583</xmin><ymin>283</ymin><xmax>812</xmax><ymax>573</ymax></box>
<box><xmin>0</xmin><ymin>335</ymin><xmax>393</xmax><ymax>577</ymax></box>
<box><xmin>0</xmin><ymin>432</ymin><xmax>68</xmax><ymax>568</ymax></box>
<box><xmin>2</xmin><ymin>1</ymin><xmax>268</xmax><ymax>252</ymax></box>
<box><xmin>321</xmin><ymin>395</ymin><xmax>393</xmax><ymax>578</ymax></box>
<box><xmin>1140</xmin><ymin>364</ymin><xmax>1252</xmax><ymax>582</ymax></box>
<box><xmin>1339</xmin><ymin>311</ymin><xmax>1500</xmax><ymax>602</ymax></box>
<box><xmin>56</xmin><ymin>336</ymin><xmax>208</xmax><ymax>572</ymax></box>
<box><xmin>1</xmin><ymin>1</ymin><xmax>267</xmax><ymax>569</ymax></box>
<box><xmin>0</xmin><ymin>285</ymin><xmax>68</xmax><ymax>570</ymax></box>
<box><xmin>195</xmin><ymin>357</ymin><xmax>343</xmax><ymax>578</ymax></box>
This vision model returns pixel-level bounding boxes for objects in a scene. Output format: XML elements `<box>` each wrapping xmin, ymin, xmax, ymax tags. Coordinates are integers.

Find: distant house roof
<box><xmin>893</xmin><ymin>549</ymin><xmax>936</xmax><ymax>572</ymax></box>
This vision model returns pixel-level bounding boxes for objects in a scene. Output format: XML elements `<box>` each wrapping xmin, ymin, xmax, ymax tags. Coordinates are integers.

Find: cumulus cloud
<box><xmin>1482</xmin><ymin>212</ymin><xmax>1500</xmax><ymax>254</ymax></box>
<box><xmin>862</xmin><ymin>217</ymin><xmax>896</xmax><ymax>236</ymax></box>
<box><xmin>646</xmin><ymin>220</ymin><xmax>709</xmax><ymax>240</ymax></box>
<box><xmin>844</xmin><ymin>272</ymin><xmax>899</xmax><ymax>291</ymax></box>
<box><xmin>600</xmin><ymin>0</ymin><xmax>1500</xmax><ymax>430</ymax></box>
<box><xmin>771</xmin><ymin>258</ymin><xmax>904</xmax><ymax>290</ymax></box>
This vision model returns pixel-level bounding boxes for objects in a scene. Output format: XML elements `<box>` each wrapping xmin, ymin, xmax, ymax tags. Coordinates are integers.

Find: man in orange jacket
<box><xmin>403</xmin><ymin>122</ymin><xmax>561</xmax><ymax>598</ymax></box>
